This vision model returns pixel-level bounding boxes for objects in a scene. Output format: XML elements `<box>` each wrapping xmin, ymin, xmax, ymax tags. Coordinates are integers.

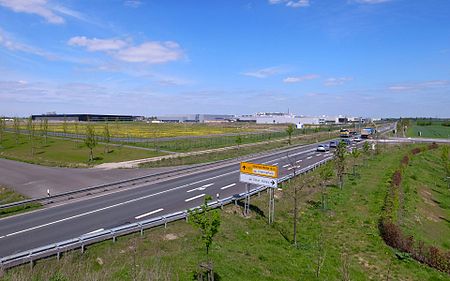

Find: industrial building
<box><xmin>31</xmin><ymin>114</ymin><xmax>136</xmax><ymax>122</ymax></box>
<box><xmin>156</xmin><ymin>114</ymin><xmax>234</xmax><ymax>123</ymax></box>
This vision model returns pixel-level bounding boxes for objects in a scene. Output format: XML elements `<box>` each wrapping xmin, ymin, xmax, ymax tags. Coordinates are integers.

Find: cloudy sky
<box><xmin>0</xmin><ymin>0</ymin><xmax>449</xmax><ymax>117</ymax></box>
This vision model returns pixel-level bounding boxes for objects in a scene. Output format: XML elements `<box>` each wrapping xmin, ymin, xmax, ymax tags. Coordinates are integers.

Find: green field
<box><xmin>4</xmin><ymin>144</ymin><xmax>448</xmax><ymax>280</ymax></box>
<box><xmin>0</xmin><ymin>133</ymin><xmax>166</xmax><ymax>167</ymax></box>
<box><xmin>401</xmin><ymin>146</ymin><xmax>450</xmax><ymax>250</ymax></box>
<box><xmin>407</xmin><ymin>121</ymin><xmax>450</xmax><ymax>139</ymax></box>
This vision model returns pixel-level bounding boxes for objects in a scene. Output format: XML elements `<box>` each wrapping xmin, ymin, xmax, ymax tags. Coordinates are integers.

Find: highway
<box><xmin>0</xmin><ymin>141</ymin><xmax>337</xmax><ymax>258</ymax></box>
<box><xmin>0</xmin><ymin>123</ymin><xmax>396</xmax><ymax>259</ymax></box>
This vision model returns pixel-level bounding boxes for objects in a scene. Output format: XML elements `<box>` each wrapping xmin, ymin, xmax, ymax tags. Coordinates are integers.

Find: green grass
<box><xmin>0</xmin><ymin>133</ymin><xmax>166</xmax><ymax>167</ymax></box>
<box><xmin>0</xmin><ymin>186</ymin><xmax>40</xmax><ymax>218</ymax></box>
<box><xmin>3</xmin><ymin>144</ymin><xmax>449</xmax><ymax>280</ymax></box>
<box><xmin>139</xmin><ymin>131</ymin><xmax>336</xmax><ymax>168</ymax></box>
<box><xmin>400</xmin><ymin>146</ymin><xmax>450</xmax><ymax>250</ymax></box>
<box><xmin>407</xmin><ymin>121</ymin><xmax>450</xmax><ymax>139</ymax></box>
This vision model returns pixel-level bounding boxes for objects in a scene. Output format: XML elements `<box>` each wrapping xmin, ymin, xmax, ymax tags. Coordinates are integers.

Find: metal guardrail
<box><xmin>0</xmin><ymin>157</ymin><xmax>333</xmax><ymax>270</ymax></box>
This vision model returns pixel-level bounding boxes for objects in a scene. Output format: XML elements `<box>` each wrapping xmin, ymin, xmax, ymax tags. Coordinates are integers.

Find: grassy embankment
<box><xmin>0</xmin><ymin>186</ymin><xmax>40</xmax><ymax>218</ymax></box>
<box><xmin>139</xmin><ymin>130</ymin><xmax>336</xmax><ymax>168</ymax></box>
<box><xmin>3</xmin><ymin>144</ymin><xmax>449</xmax><ymax>280</ymax></box>
<box><xmin>0</xmin><ymin>133</ymin><xmax>166</xmax><ymax>167</ymax></box>
<box><xmin>400</xmin><ymin>146</ymin><xmax>450</xmax><ymax>250</ymax></box>
<box><xmin>407</xmin><ymin>120</ymin><xmax>450</xmax><ymax>139</ymax></box>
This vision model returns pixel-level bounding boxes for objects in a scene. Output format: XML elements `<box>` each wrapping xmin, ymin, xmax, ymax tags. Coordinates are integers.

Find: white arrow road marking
<box><xmin>185</xmin><ymin>194</ymin><xmax>205</xmax><ymax>202</ymax></box>
<box><xmin>296</xmin><ymin>159</ymin><xmax>302</xmax><ymax>163</ymax></box>
<box><xmin>282</xmin><ymin>164</ymin><xmax>290</xmax><ymax>168</ymax></box>
<box><xmin>272</xmin><ymin>163</ymin><xmax>278</xmax><ymax>166</ymax></box>
<box><xmin>187</xmin><ymin>183</ymin><xmax>214</xmax><ymax>193</ymax></box>
<box><xmin>307</xmin><ymin>156</ymin><xmax>313</xmax><ymax>159</ymax></box>
<box><xmin>135</xmin><ymin>208</ymin><xmax>164</xmax><ymax>219</ymax></box>
<box><xmin>220</xmin><ymin>183</ymin><xmax>236</xmax><ymax>190</ymax></box>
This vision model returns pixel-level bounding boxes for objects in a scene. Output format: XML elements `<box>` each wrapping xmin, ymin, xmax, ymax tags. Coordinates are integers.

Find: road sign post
<box><xmin>240</xmin><ymin>162</ymin><xmax>278</xmax><ymax>219</ymax></box>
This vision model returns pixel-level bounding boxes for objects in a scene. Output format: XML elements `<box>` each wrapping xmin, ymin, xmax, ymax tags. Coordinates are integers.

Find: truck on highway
<box><xmin>361</xmin><ymin>127</ymin><xmax>376</xmax><ymax>139</ymax></box>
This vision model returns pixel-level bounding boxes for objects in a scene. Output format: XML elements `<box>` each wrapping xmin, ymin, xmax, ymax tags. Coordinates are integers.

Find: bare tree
<box><xmin>103</xmin><ymin>122</ymin><xmax>111</xmax><ymax>154</ymax></box>
<box><xmin>42</xmin><ymin>118</ymin><xmax>49</xmax><ymax>144</ymax></box>
<box><xmin>0</xmin><ymin>117</ymin><xmax>5</xmax><ymax>146</ymax></box>
<box><xmin>62</xmin><ymin>115</ymin><xmax>68</xmax><ymax>136</ymax></box>
<box><xmin>26</xmin><ymin>116</ymin><xmax>33</xmax><ymax>142</ymax></box>
<box><xmin>85</xmin><ymin>123</ymin><xmax>97</xmax><ymax>162</ymax></box>
<box><xmin>350</xmin><ymin>148</ymin><xmax>361</xmax><ymax>177</ymax></box>
<box><xmin>314</xmin><ymin>228</ymin><xmax>326</xmax><ymax>278</ymax></box>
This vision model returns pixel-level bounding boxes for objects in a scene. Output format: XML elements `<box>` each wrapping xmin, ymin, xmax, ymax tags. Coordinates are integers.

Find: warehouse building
<box><xmin>32</xmin><ymin>114</ymin><xmax>136</xmax><ymax>122</ymax></box>
<box><xmin>156</xmin><ymin>114</ymin><xmax>234</xmax><ymax>123</ymax></box>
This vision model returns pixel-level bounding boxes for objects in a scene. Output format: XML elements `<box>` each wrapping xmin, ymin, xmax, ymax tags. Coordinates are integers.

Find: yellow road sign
<box><xmin>240</xmin><ymin>162</ymin><xmax>278</xmax><ymax>178</ymax></box>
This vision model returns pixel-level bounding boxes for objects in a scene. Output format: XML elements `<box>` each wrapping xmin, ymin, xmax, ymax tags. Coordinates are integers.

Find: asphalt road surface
<box><xmin>0</xmin><ymin>140</ymin><xmax>344</xmax><ymax>258</ymax></box>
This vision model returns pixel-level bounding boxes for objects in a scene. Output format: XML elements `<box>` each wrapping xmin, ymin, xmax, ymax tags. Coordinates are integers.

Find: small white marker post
<box><xmin>47</xmin><ymin>189</ymin><xmax>50</xmax><ymax>197</ymax></box>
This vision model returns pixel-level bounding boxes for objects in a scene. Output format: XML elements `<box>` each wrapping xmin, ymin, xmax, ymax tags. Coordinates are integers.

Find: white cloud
<box><xmin>115</xmin><ymin>41</ymin><xmax>183</xmax><ymax>64</ymax></box>
<box><xmin>68</xmin><ymin>36</ymin><xmax>184</xmax><ymax>64</ymax></box>
<box><xmin>68</xmin><ymin>36</ymin><xmax>128</xmax><ymax>52</ymax></box>
<box><xmin>283</xmin><ymin>74</ymin><xmax>319</xmax><ymax>83</ymax></box>
<box><xmin>124</xmin><ymin>0</ymin><xmax>142</xmax><ymax>8</ymax></box>
<box><xmin>269</xmin><ymin>0</ymin><xmax>310</xmax><ymax>8</ymax></box>
<box><xmin>242</xmin><ymin>67</ymin><xmax>284</xmax><ymax>78</ymax></box>
<box><xmin>0</xmin><ymin>0</ymin><xmax>63</xmax><ymax>24</ymax></box>
<box><xmin>0</xmin><ymin>27</ymin><xmax>56</xmax><ymax>59</ymax></box>
<box><xmin>325</xmin><ymin>77</ymin><xmax>353</xmax><ymax>86</ymax></box>
<box><xmin>388</xmin><ymin>80</ymin><xmax>449</xmax><ymax>92</ymax></box>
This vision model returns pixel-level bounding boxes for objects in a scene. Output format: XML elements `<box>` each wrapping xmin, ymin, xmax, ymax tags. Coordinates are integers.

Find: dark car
<box><xmin>329</xmin><ymin>140</ymin><xmax>337</xmax><ymax>148</ymax></box>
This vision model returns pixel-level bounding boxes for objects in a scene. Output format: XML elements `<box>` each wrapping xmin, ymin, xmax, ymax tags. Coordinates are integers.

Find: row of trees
<box><xmin>0</xmin><ymin>117</ymin><xmax>112</xmax><ymax>162</ymax></box>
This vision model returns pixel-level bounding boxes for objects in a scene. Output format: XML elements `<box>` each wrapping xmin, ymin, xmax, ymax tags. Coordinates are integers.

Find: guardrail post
<box><xmin>164</xmin><ymin>217</ymin><xmax>167</xmax><ymax>229</ymax></box>
<box><xmin>113</xmin><ymin>233</ymin><xmax>116</xmax><ymax>243</ymax></box>
<box><xmin>81</xmin><ymin>243</ymin><xmax>85</xmax><ymax>254</ymax></box>
<box><xmin>28</xmin><ymin>252</ymin><xmax>33</xmax><ymax>269</ymax></box>
<box><xmin>57</xmin><ymin>247</ymin><xmax>60</xmax><ymax>261</ymax></box>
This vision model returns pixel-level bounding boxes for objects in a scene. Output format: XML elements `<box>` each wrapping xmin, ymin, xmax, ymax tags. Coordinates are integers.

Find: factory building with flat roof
<box><xmin>31</xmin><ymin>114</ymin><xmax>136</xmax><ymax>122</ymax></box>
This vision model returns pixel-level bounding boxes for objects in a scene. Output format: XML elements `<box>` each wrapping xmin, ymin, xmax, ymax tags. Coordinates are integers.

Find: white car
<box><xmin>316</xmin><ymin>144</ymin><xmax>329</xmax><ymax>152</ymax></box>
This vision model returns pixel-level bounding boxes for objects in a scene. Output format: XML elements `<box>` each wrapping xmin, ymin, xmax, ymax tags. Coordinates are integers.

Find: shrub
<box><xmin>411</xmin><ymin>148</ymin><xmax>422</xmax><ymax>155</ymax></box>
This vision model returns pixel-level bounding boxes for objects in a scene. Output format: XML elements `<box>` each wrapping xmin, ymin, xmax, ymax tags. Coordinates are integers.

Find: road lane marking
<box><xmin>135</xmin><ymin>208</ymin><xmax>164</xmax><ymax>219</ymax></box>
<box><xmin>296</xmin><ymin>159</ymin><xmax>302</xmax><ymax>163</ymax></box>
<box><xmin>185</xmin><ymin>194</ymin><xmax>205</xmax><ymax>202</ymax></box>
<box><xmin>282</xmin><ymin>164</ymin><xmax>290</xmax><ymax>168</ymax></box>
<box><xmin>307</xmin><ymin>156</ymin><xmax>312</xmax><ymax>159</ymax></box>
<box><xmin>84</xmin><ymin>228</ymin><xmax>104</xmax><ymax>235</ymax></box>
<box><xmin>187</xmin><ymin>183</ymin><xmax>215</xmax><ymax>193</ymax></box>
<box><xmin>272</xmin><ymin>163</ymin><xmax>278</xmax><ymax>165</ymax></box>
<box><xmin>220</xmin><ymin>183</ymin><xmax>236</xmax><ymax>190</ymax></box>
<box><xmin>316</xmin><ymin>154</ymin><xmax>322</xmax><ymax>156</ymax></box>
<box><xmin>1</xmin><ymin>172</ymin><xmax>238</xmax><ymax>239</ymax></box>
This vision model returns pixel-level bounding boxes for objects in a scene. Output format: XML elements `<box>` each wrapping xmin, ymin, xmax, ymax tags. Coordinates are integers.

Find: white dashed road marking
<box><xmin>220</xmin><ymin>183</ymin><xmax>236</xmax><ymax>190</ymax></box>
<box><xmin>135</xmin><ymin>208</ymin><xmax>164</xmax><ymax>219</ymax></box>
<box><xmin>185</xmin><ymin>194</ymin><xmax>206</xmax><ymax>202</ymax></box>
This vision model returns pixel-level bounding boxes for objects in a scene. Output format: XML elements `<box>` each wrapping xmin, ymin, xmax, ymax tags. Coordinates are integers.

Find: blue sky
<box><xmin>0</xmin><ymin>0</ymin><xmax>449</xmax><ymax>117</ymax></box>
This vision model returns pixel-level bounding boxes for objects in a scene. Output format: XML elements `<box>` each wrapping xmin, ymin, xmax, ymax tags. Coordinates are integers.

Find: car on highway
<box><xmin>340</xmin><ymin>138</ymin><xmax>352</xmax><ymax>146</ymax></box>
<box><xmin>329</xmin><ymin>140</ymin><xmax>337</xmax><ymax>148</ymax></box>
<box><xmin>317</xmin><ymin>144</ymin><xmax>329</xmax><ymax>152</ymax></box>
<box><xmin>353</xmin><ymin>135</ymin><xmax>363</xmax><ymax>142</ymax></box>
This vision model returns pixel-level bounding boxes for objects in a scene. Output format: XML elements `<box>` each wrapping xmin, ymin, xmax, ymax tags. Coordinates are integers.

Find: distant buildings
<box><xmin>155</xmin><ymin>114</ymin><xmax>234</xmax><ymax>123</ymax></box>
<box><xmin>236</xmin><ymin>112</ymin><xmax>367</xmax><ymax>126</ymax></box>
<box><xmin>31</xmin><ymin>114</ymin><xmax>136</xmax><ymax>122</ymax></box>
